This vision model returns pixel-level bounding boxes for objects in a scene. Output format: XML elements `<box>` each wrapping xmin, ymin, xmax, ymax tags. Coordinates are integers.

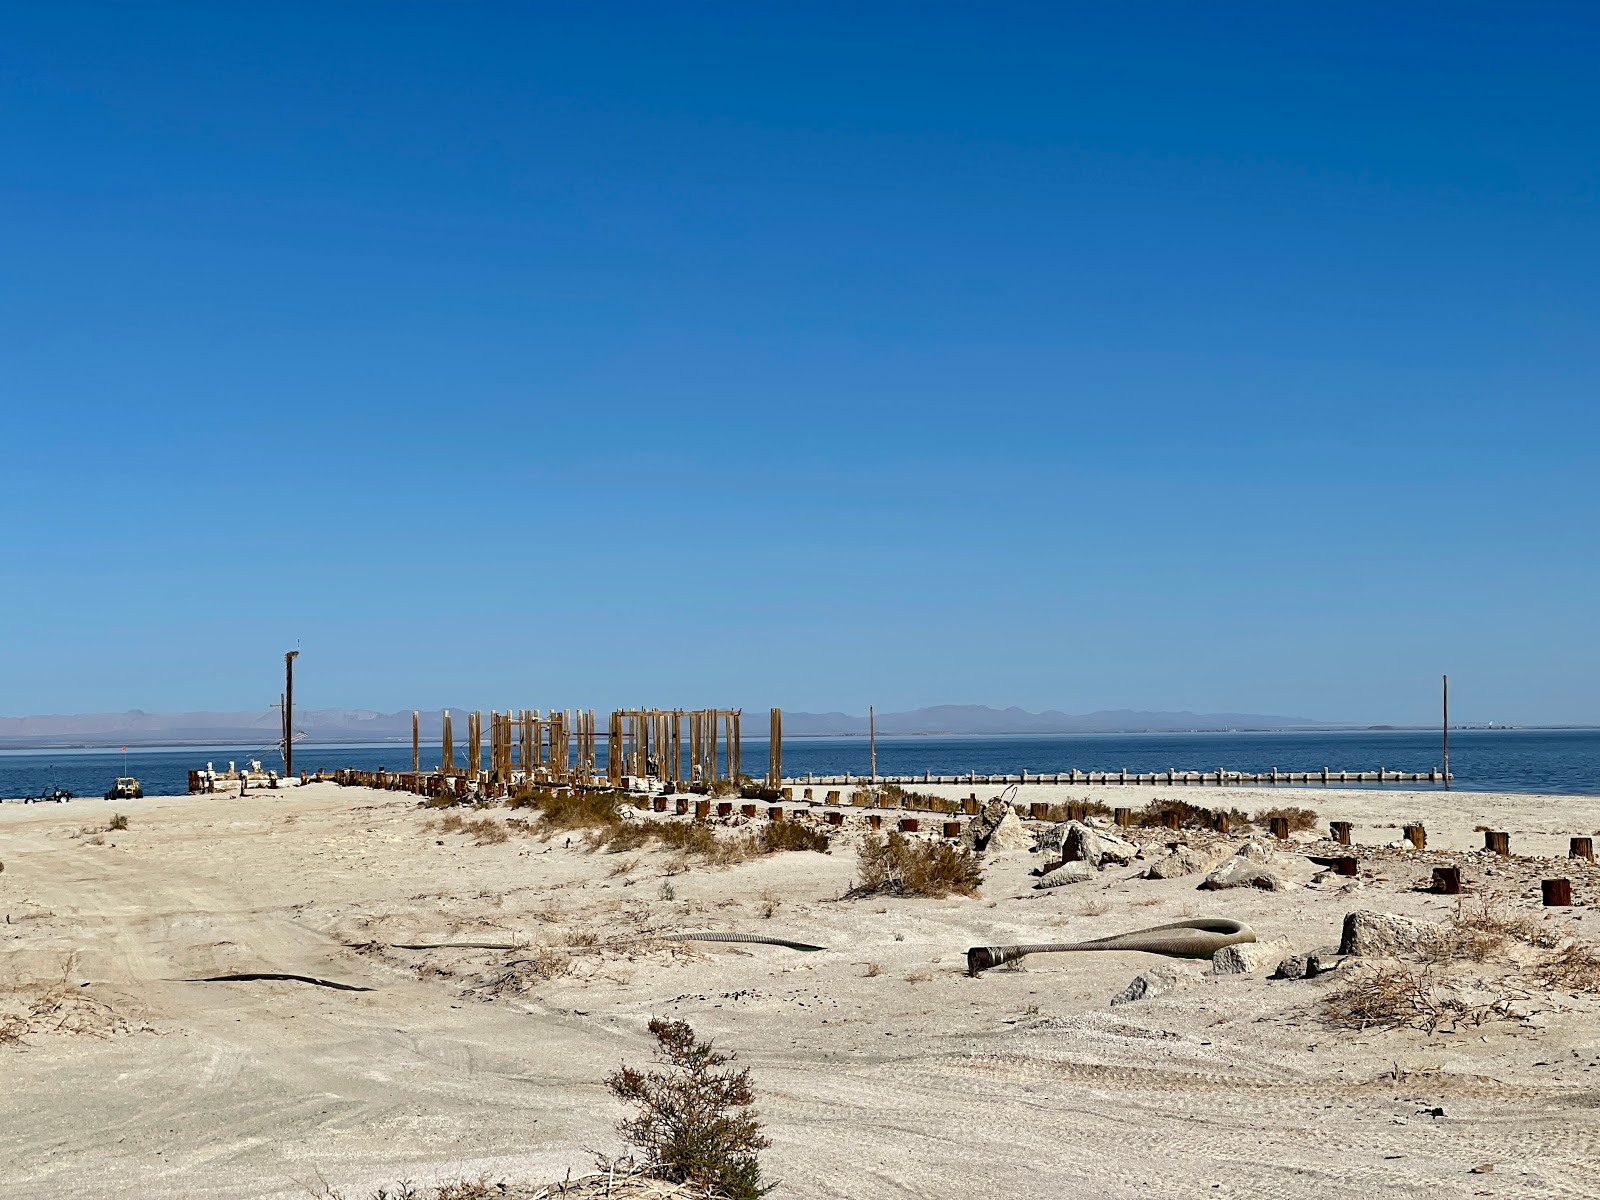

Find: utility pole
<box><xmin>1442</xmin><ymin>674</ymin><xmax>1450</xmax><ymax>791</ymax></box>
<box><xmin>870</xmin><ymin>705</ymin><xmax>877</xmax><ymax>782</ymax></box>
<box><xmin>284</xmin><ymin>650</ymin><xmax>299</xmax><ymax>779</ymax></box>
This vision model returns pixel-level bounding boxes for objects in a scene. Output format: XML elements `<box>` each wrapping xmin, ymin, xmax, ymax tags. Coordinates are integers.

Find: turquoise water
<box><xmin>2</xmin><ymin>728</ymin><xmax>1595</xmax><ymax>799</ymax></box>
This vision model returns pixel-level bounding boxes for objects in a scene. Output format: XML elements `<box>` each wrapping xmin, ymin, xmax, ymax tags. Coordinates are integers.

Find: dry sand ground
<box><xmin>4</xmin><ymin>781</ymin><xmax>1600</xmax><ymax>1199</ymax></box>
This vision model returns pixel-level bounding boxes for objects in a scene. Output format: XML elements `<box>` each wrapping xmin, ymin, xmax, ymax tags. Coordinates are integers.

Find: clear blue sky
<box><xmin>4</xmin><ymin>3</ymin><xmax>1597</xmax><ymax>725</ymax></box>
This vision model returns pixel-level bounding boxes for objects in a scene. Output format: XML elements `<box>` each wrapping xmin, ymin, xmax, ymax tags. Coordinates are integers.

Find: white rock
<box><xmin>1111</xmin><ymin>967</ymin><xmax>1179</xmax><ymax>1005</ymax></box>
<box><xmin>1034</xmin><ymin>861</ymin><xmax>1097</xmax><ymax>889</ymax></box>
<box><xmin>1337</xmin><ymin>910</ymin><xmax>1449</xmax><ymax>957</ymax></box>
<box><xmin>1200</xmin><ymin>856</ymin><xmax>1286</xmax><ymax>891</ymax></box>
<box><xmin>985</xmin><ymin>810</ymin><xmax>1033</xmax><ymax>851</ymax></box>
<box><xmin>1212</xmin><ymin>936</ymin><xmax>1294</xmax><ymax>975</ymax></box>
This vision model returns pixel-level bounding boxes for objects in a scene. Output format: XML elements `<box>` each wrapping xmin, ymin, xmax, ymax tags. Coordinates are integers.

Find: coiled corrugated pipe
<box><xmin>967</xmin><ymin>917</ymin><xmax>1254</xmax><ymax>975</ymax></box>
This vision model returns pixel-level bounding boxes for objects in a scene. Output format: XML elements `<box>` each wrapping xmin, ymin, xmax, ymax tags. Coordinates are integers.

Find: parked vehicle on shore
<box><xmin>105</xmin><ymin>777</ymin><xmax>144</xmax><ymax>800</ymax></box>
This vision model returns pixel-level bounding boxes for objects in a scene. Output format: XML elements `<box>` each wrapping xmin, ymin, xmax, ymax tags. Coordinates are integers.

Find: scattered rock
<box><xmin>1233</xmin><ymin>840</ymin><xmax>1275</xmax><ymax>863</ymax></box>
<box><xmin>1272</xmin><ymin>952</ymin><xmax>1326</xmax><ymax>980</ymax></box>
<box><xmin>1199</xmin><ymin>856</ymin><xmax>1286</xmax><ymax>891</ymax></box>
<box><xmin>1144</xmin><ymin>845</ymin><xmax>1225</xmax><ymax>880</ymax></box>
<box><xmin>984</xmin><ymin>810</ymin><xmax>1033</xmax><ymax>851</ymax></box>
<box><xmin>1212</xmin><ymin>937</ymin><xmax>1294</xmax><ymax>975</ymax></box>
<box><xmin>1111</xmin><ymin>967</ymin><xmax>1178</xmax><ymax>1006</ymax></box>
<box><xmin>1337</xmin><ymin>910</ymin><xmax>1449</xmax><ymax>957</ymax></box>
<box><xmin>1034</xmin><ymin>861</ymin><xmax>1097</xmax><ymax>889</ymax></box>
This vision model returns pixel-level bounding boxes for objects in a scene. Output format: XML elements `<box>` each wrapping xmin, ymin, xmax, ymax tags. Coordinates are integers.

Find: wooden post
<box><xmin>412</xmin><ymin>711</ymin><xmax>420</xmax><ymax>777</ymax></box>
<box><xmin>1433</xmin><ymin>865</ymin><xmax>1462</xmax><ymax>894</ymax></box>
<box><xmin>1330</xmin><ymin>820</ymin><xmax>1353</xmax><ymax>845</ymax></box>
<box><xmin>1442</xmin><ymin>674</ymin><xmax>1450</xmax><ymax>791</ymax></box>
<box><xmin>1485</xmin><ymin>830</ymin><xmax>1510</xmax><ymax>856</ymax></box>
<box><xmin>1571</xmin><ymin>837</ymin><xmax>1595</xmax><ymax>863</ymax></box>
<box><xmin>1269</xmin><ymin>816</ymin><xmax>1290</xmax><ymax>840</ymax></box>
<box><xmin>769</xmin><ymin>707</ymin><xmax>782</xmax><ymax>789</ymax></box>
<box><xmin>869</xmin><ymin>705</ymin><xmax>876</xmax><ymax>782</ymax></box>
<box><xmin>1214</xmin><ymin>813</ymin><xmax>1230</xmax><ymax>835</ymax></box>
<box><xmin>1404</xmin><ymin>823</ymin><xmax>1426</xmax><ymax>850</ymax></box>
<box><xmin>1335</xmin><ymin>856</ymin><xmax>1358</xmax><ymax>877</ymax></box>
<box><xmin>441</xmin><ymin>710</ymin><xmax>453</xmax><ymax>774</ymax></box>
<box><xmin>283</xmin><ymin>650</ymin><xmax>298</xmax><ymax>778</ymax></box>
<box><xmin>1542</xmin><ymin>878</ymin><xmax>1573</xmax><ymax>907</ymax></box>
<box><xmin>1163</xmin><ymin>811</ymin><xmax>1181</xmax><ymax>830</ymax></box>
<box><xmin>1115</xmin><ymin>807</ymin><xmax>1131</xmax><ymax>828</ymax></box>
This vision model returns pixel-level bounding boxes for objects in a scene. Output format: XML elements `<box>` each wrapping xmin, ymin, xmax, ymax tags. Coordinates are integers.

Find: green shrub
<box><xmin>759</xmin><ymin>822</ymin><xmax>831</xmax><ymax>854</ymax></box>
<box><xmin>605</xmin><ymin>1019</ymin><xmax>771</xmax><ymax>1200</ymax></box>
<box><xmin>1252</xmin><ymin>805</ymin><xmax>1318</xmax><ymax>833</ymax></box>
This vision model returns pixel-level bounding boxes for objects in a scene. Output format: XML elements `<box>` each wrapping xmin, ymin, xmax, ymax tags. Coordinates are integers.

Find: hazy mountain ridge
<box><xmin>0</xmin><ymin>704</ymin><xmax>1329</xmax><ymax>748</ymax></box>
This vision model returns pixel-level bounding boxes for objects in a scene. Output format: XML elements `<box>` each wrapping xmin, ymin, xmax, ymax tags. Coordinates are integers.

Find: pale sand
<box><xmin>4</xmin><ymin>781</ymin><xmax>1600</xmax><ymax>1199</ymax></box>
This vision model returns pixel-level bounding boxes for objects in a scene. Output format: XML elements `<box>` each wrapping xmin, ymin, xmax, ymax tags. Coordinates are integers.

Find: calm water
<box><xmin>2</xmin><ymin>729</ymin><xmax>1596</xmax><ymax>800</ymax></box>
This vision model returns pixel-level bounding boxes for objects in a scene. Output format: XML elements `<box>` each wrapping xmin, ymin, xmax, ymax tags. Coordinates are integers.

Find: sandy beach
<box><xmin>4</xmin><ymin>781</ymin><xmax>1600</xmax><ymax>1199</ymax></box>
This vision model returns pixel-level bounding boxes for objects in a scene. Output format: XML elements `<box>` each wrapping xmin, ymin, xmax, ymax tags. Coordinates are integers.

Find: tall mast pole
<box><xmin>1442</xmin><ymin>674</ymin><xmax>1450</xmax><ymax>791</ymax></box>
<box><xmin>284</xmin><ymin>650</ymin><xmax>299</xmax><ymax>778</ymax></box>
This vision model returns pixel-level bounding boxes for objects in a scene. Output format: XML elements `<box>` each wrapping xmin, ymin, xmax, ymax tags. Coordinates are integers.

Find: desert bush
<box><xmin>465</xmin><ymin>817</ymin><xmax>507</xmax><ymax>845</ymax></box>
<box><xmin>1135</xmin><ymin>799</ymin><xmax>1250</xmax><ymax>830</ymax></box>
<box><xmin>707</xmin><ymin>778</ymin><xmax>740</xmax><ymax>799</ymax></box>
<box><xmin>534</xmin><ymin>790</ymin><xmax>629</xmax><ymax>832</ymax></box>
<box><xmin>1252</xmin><ymin>805</ymin><xmax>1319</xmax><ymax>833</ymax></box>
<box><xmin>1536</xmin><ymin>940</ymin><xmax>1600</xmax><ymax>992</ymax></box>
<box><xmin>862</xmin><ymin>962</ymin><xmax>883</xmax><ymax>978</ymax></box>
<box><xmin>107</xmin><ymin>813</ymin><xmax>129</xmax><ymax>831</ymax></box>
<box><xmin>851</xmin><ymin>832</ymin><xmax>984</xmax><ymax>899</ymax></box>
<box><xmin>605</xmin><ymin>1018</ymin><xmax>771</xmax><ymax>1200</ymax></box>
<box><xmin>758</xmin><ymin>823</ymin><xmax>831</xmax><ymax>854</ymax></box>
<box><xmin>1322</xmin><ymin>963</ymin><xmax>1514</xmax><ymax>1034</ymax></box>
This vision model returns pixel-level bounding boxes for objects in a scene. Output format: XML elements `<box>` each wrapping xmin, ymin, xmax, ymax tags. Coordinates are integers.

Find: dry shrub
<box><xmin>534</xmin><ymin>790</ymin><xmax>629</xmax><ymax>832</ymax></box>
<box><xmin>608</xmin><ymin>858</ymin><xmax>639</xmax><ymax>879</ymax></box>
<box><xmin>1137</xmin><ymin>799</ymin><xmax>1250</xmax><ymax>830</ymax></box>
<box><xmin>1322</xmin><ymin>963</ymin><xmax>1515</xmax><ymax>1035</ymax></box>
<box><xmin>466</xmin><ymin>818</ymin><xmax>507</xmax><ymax>845</ymax></box>
<box><xmin>432</xmin><ymin>1179</ymin><xmax>501</xmax><ymax>1200</ymax></box>
<box><xmin>436</xmin><ymin>813</ymin><xmax>466</xmax><ymax>834</ymax></box>
<box><xmin>605</xmin><ymin>1019</ymin><xmax>770</xmax><ymax>1200</ymax></box>
<box><xmin>107</xmin><ymin>813</ymin><xmax>129</xmax><ymax>831</ymax></box>
<box><xmin>706</xmin><ymin>778</ymin><xmax>740</xmax><ymax>799</ymax></box>
<box><xmin>905</xmin><ymin>970</ymin><xmax>933</xmax><ymax>983</ymax></box>
<box><xmin>1041</xmin><ymin>798</ymin><xmax>1113</xmax><ymax>822</ymax></box>
<box><xmin>1076</xmin><ymin>897</ymin><xmax>1112</xmax><ymax>917</ymax></box>
<box><xmin>862</xmin><ymin>962</ymin><xmax>883</xmax><ymax>978</ymax></box>
<box><xmin>602</xmin><ymin>823</ymin><xmax>655</xmax><ymax>853</ymax></box>
<box><xmin>758</xmin><ymin>822</ymin><xmax>831</xmax><ymax>854</ymax></box>
<box><xmin>423</xmin><ymin>794</ymin><xmax>457</xmax><ymax>808</ymax></box>
<box><xmin>1422</xmin><ymin>899</ymin><xmax>1559</xmax><ymax>964</ymax></box>
<box><xmin>757</xmin><ymin>889</ymin><xmax>781</xmax><ymax>920</ymax></box>
<box><xmin>851</xmin><ymin>832</ymin><xmax>984</xmax><ymax>899</ymax></box>
<box><xmin>1252</xmin><ymin>806</ymin><xmax>1319</xmax><ymax>833</ymax></box>
<box><xmin>1536</xmin><ymin>940</ymin><xmax>1600</xmax><ymax>992</ymax></box>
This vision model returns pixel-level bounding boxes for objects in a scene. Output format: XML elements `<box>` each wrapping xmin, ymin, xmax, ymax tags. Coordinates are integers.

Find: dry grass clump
<box><xmin>862</xmin><ymin>962</ymin><xmax>883</xmax><ymax>978</ymax></box>
<box><xmin>106</xmin><ymin>813</ymin><xmax>130</xmax><ymax>831</ymax></box>
<box><xmin>1252</xmin><ymin>805</ymin><xmax>1319</xmax><ymax>833</ymax></box>
<box><xmin>758</xmin><ymin>822</ymin><xmax>830</xmax><ymax>854</ymax></box>
<box><xmin>706</xmin><ymin>778</ymin><xmax>740</xmax><ymax>799</ymax></box>
<box><xmin>529</xmin><ymin>789</ymin><xmax>629</xmax><ymax>831</ymax></box>
<box><xmin>1322</xmin><ymin>962</ymin><xmax>1515</xmax><ymax>1035</ymax></box>
<box><xmin>1136</xmin><ymin>799</ymin><xmax>1250</xmax><ymax>830</ymax></box>
<box><xmin>605</xmin><ymin>1018</ymin><xmax>771</xmax><ymax>1200</ymax></box>
<box><xmin>851</xmin><ymin>831</ymin><xmax>984</xmax><ymax>899</ymax></box>
<box><xmin>432</xmin><ymin>814</ymin><xmax>508</xmax><ymax>844</ymax></box>
<box><xmin>1039</xmin><ymin>798</ymin><xmax>1113</xmax><ymax>822</ymax></box>
<box><xmin>1535</xmin><ymin>939</ymin><xmax>1600</xmax><ymax>992</ymax></box>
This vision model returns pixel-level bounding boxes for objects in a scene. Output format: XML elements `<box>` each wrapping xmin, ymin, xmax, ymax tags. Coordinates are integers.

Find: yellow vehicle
<box><xmin>105</xmin><ymin>777</ymin><xmax>144</xmax><ymax>800</ymax></box>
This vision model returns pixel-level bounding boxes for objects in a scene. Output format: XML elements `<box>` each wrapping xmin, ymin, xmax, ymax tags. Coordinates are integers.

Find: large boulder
<box><xmin>985</xmin><ymin>810</ymin><xmax>1033</xmax><ymax>851</ymax></box>
<box><xmin>1199</xmin><ymin>855</ymin><xmax>1286</xmax><ymax>891</ymax></box>
<box><xmin>1212</xmin><ymin>936</ymin><xmax>1295</xmax><ymax>975</ymax></box>
<box><xmin>961</xmin><ymin>799</ymin><xmax>1012</xmax><ymax>851</ymax></box>
<box><xmin>1145</xmin><ymin>845</ymin><xmax>1215</xmax><ymax>880</ymax></box>
<box><xmin>1111</xmin><ymin>967</ymin><xmax>1179</xmax><ymax>1006</ymax></box>
<box><xmin>1034</xmin><ymin>861</ymin><xmax>1097</xmax><ymax>889</ymax></box>
<box><xmin>1338</xmin><ymin>910</ymin><xmax>1449</xmax><ymax>957</ymax></box>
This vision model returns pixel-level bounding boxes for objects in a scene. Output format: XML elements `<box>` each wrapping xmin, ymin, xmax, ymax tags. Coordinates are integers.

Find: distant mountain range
<box><xmin>0</xmin><ymin>704</ymin><xmax>1333</xmax><ymax>748</ymax></box>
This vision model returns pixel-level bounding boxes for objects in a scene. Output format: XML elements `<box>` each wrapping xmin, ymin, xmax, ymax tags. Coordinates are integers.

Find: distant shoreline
<box><xmin>3</xmin><ymin>725</ymin><xmax>1596</xmax><ymax>753</ymax></box>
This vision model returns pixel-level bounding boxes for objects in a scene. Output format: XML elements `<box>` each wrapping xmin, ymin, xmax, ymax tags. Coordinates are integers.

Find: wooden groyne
<box><xmin>786</xmin><ymin>768</ymin><xmax>1450</xmax><ymax>787</ymax></box>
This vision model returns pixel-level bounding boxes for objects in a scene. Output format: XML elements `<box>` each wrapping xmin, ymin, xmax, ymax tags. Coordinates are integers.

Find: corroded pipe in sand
<box><xmin>967</xmin><ymin>918</ymin><xmax>1255</xmax><ymax>975</ymax></box>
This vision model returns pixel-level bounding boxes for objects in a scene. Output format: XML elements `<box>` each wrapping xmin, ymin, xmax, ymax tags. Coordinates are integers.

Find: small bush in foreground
<box><xmin>107</xmin><ymin>813</ymin><xmax>129</xmax><ymax>831</ymax></box>
<box><xmin>851</xmin><ymin>831</ymin><xmax>983</xmax><ymax>898</ymax></box>
<box><xmin>606</xmin><ymin>1018</ymin><xmax>771</xmax><ymax>1200</ymax></box>
<box><xmin>1321</xmin><ymin>962</ymin><xmax>1515</xmax><ymax>1035</ymax></box>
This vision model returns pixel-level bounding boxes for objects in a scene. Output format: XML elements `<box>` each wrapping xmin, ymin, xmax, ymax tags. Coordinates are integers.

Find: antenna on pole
<box><xmin>870</xmin><ymin>705</ymin><xmax>877</xmax><ymax>783</ymax></box>
<box><xmin>1442</xmin><ymin>674</ymin><xmax>1450</xmax><ymax>791</ymax></box>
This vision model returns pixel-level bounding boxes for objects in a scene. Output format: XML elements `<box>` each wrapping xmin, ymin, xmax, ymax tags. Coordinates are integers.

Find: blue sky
<box><xmin>4</xmin><ymin>3</ymin><xmax>1597</xmax><ymax>724</ymax></box>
